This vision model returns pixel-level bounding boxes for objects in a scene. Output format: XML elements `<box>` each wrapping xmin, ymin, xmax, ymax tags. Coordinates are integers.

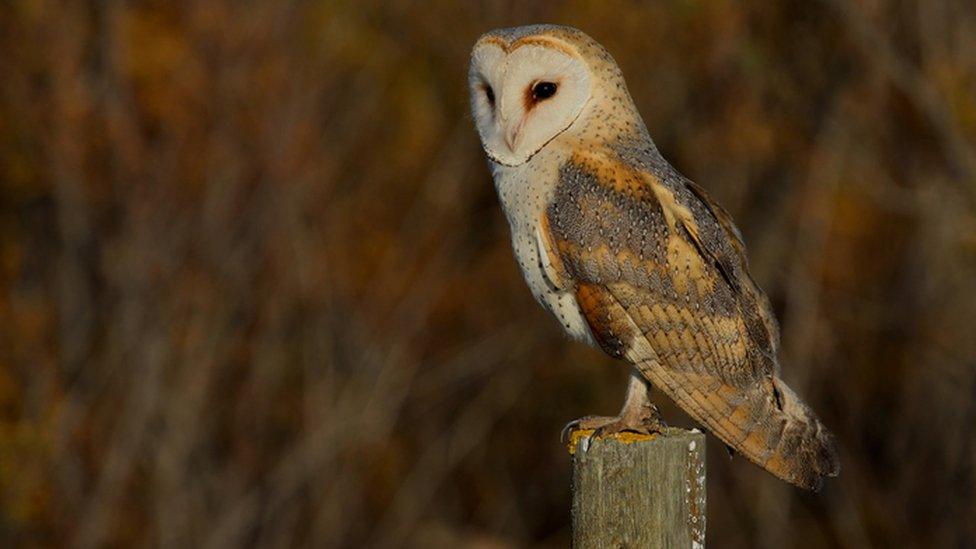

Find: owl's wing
<box><xmin>542</xmin><ymin>149</ymin><xmax>838</xmax><ymax>489</ymax></box>
<box><xmin>682</xmin><ymin>178</ymin><xmax>745</xmax><ymax>256</ymax></box>
<box><xmin>545</xmin><ymin>148</ymin><xmax>778</xmax><ymax>378</ymax></box>
<box><xmin>681</xmin><ymin>176</ymin><xmax>781</xmax><ymax>352</ymax></box>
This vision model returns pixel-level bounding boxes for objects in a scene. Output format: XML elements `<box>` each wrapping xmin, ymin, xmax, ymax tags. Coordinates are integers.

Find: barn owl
<box><xmin>469</xmin><ymin>24</ymin><xmax>839</xmax><ymax>490</ymax></box>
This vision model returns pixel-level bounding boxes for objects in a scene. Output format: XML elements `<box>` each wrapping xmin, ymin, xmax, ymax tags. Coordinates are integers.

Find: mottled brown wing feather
<box><xmin>682</xmin><ymin>177</ymin><xmax>781</xmax><ymax>352</ymax></box>
<box><xmin>548</xmin><ymin>148</ymin><xmax>838</xmax><ymax>489</ymax></box>
<box><xmin>548</xmin><ymin>149</ymin><xmax>773</xmax><ymax>382</ymax></box>
<box><xmin>682</xmin><ymin>178</ymin><xmax>746</xmax><ymax>257</ymax></box>
<box><xmin>574</xmin><ymin>281</ymin><xmax>838</xmax><ymax>489</ymax></box>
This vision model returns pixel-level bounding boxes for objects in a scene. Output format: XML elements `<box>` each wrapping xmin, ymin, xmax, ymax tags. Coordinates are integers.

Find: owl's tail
<box><xmin>639</xmin><ymin>364</ymin><xmax>840</xmax><ymax>490</ymax></box>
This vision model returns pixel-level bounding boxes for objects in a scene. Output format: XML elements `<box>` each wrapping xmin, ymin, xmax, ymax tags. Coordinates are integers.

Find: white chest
<box><xmin>491</xmin><ymin>151</ymin><xmax>595</xmax><ymax>346</ymax></box>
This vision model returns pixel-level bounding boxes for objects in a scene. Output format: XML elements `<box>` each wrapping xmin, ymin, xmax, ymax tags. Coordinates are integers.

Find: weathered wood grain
<box><xmin>570</xmin><ymin>428</ymin><xmax>706</xmax><ymax>548</ymax></box>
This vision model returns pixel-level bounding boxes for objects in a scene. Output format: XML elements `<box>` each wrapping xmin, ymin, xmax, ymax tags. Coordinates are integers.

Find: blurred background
<box><xmin>2</xmin><ymin>0</ymin><xmax>975</xmax><ymax>547</ymax></box>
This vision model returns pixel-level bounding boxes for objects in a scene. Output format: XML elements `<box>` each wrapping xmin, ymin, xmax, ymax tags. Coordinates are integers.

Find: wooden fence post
<box><xmin>569</xmin><ymin>428</ymin><xmax>706</xmax><ymax>548</ymax></box>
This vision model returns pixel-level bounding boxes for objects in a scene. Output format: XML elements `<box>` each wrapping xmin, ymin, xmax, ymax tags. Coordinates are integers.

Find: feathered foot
<box><xmin>561</xmin><ymin>369</ymin><xmax>666</xmax><ymax>442</ymax></box>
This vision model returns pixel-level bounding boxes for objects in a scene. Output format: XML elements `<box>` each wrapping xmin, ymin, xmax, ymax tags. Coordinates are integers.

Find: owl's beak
<box><xmin>504</xmin><ymin>119</ymin><xmax>524</xmax><ymax>152</ymax></box>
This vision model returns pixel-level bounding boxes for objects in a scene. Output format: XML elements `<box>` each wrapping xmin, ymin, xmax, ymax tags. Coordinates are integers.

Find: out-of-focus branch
<box><xmin>821</xmin><ymin>0</ymin><xmax>976</xmax><ymax>206</ymax></box>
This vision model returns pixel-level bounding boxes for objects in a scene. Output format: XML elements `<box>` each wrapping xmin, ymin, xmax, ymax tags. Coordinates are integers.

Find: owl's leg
<box><xmin>561</xmin><ymin>369</ymin><xmax>666</xmax><ymax>442</ymax></box>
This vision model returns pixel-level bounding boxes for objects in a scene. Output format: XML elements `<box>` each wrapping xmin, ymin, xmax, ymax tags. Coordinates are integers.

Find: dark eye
<box><xmin>532</xmin><ymin>81</ymin><xmax>558</xmax><ymax>100</ymax></box>
<box><xmin>484</xmin><ymin>85</ymin><xmax>495</xmax><ymax>105</ymax></box>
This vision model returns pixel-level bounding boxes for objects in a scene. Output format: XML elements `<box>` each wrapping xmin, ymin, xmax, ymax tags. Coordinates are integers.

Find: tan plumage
<box><xmin>469</xmin><ymin>24</ymin><xmax>839</xmax><ymax>490</ymax></box>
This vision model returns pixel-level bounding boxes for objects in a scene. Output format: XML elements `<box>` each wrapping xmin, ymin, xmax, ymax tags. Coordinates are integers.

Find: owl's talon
<box><xmin>560</xmin><ymin>420</ymin><xmax>579</xmax><ymax>444</ymax></box>
<box><xmin>560</xmin><ymin>415</ymin><xmax>610</xmax><ymax>443</ymax></box>
<box><xmin>561</xmin><ymin>403</ymin><xmax>668</xmax><ymax>440</ymax></box>
<box><xmin>563</xmin><ymin>411</ymin><xmax>664</xmax><ymax>441</ymax></box>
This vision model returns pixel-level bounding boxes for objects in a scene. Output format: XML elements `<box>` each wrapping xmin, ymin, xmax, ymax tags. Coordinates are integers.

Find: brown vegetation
<box><xmin>1</xmin><ymin>1</ymin><xmax>975</xmax><ymax>547</ymax></box>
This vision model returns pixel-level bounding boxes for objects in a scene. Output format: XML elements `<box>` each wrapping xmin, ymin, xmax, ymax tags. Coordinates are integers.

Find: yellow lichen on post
<box><xmin>566</xmin><ymin>429</ymin><xmax>659</xmax><ymax>455</ymax></box>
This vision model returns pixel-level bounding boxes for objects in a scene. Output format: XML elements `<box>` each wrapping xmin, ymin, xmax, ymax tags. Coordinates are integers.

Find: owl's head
<box><xmin>469</xmin><ymin>25</ymin><xmax>630</xmax><ymax>167</ymax></box>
